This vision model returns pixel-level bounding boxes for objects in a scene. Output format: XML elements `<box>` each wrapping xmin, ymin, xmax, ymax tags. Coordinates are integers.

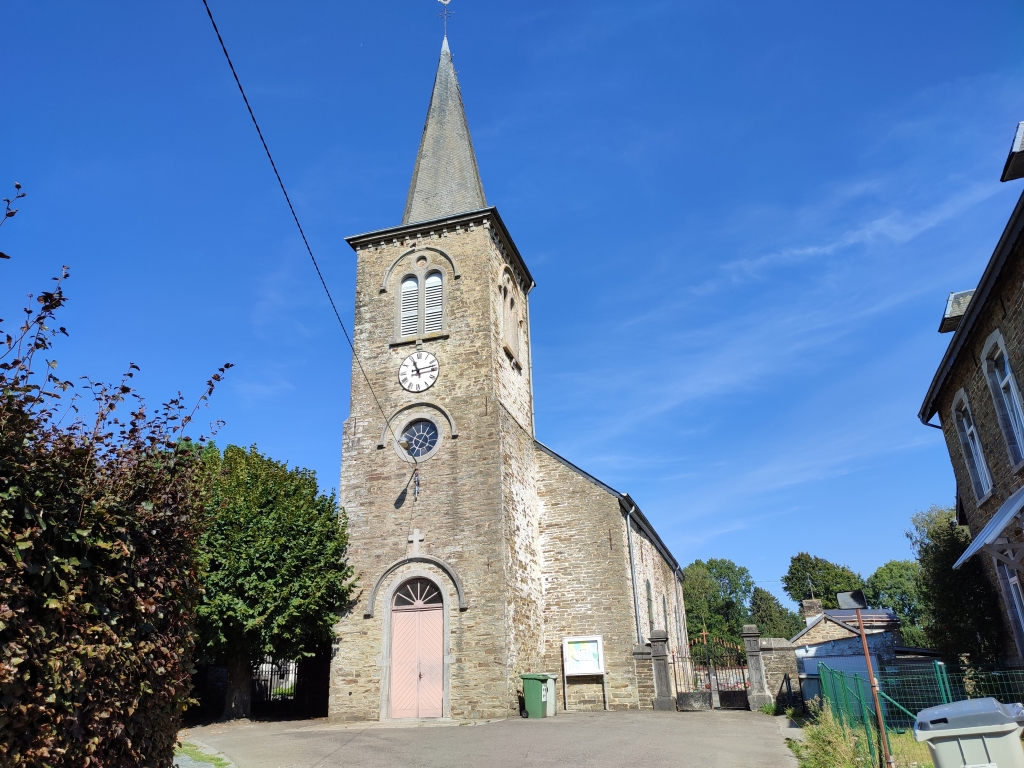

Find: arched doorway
<box><xmin>390</xmin><ymin>578</ymin><xmax>444</xmax><ymax>718</ymax></box>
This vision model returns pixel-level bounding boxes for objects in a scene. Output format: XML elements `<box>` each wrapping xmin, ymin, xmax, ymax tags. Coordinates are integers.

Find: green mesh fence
<box><xmin>818</xmin><ymin>662</ymin><xmax>1024</xmax><ymax>767</ymax></box>
<box><xmin>818</xmin><ymin>664</ymin><xmax>886</xmax><ymax>766</ymax></box>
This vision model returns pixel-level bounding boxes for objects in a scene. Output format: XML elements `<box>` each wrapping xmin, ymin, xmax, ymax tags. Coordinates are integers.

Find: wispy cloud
<box><xmin>722</xmin><ymin>181</ymin><xmax>999</xmax><ymax>279</ymax></box>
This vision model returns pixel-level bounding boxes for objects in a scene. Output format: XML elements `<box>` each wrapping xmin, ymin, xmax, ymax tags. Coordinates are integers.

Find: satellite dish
<box><xmin>836</xmin><ymin>590</ymin><xmax>868</xmax><ymax>610</ymax></box>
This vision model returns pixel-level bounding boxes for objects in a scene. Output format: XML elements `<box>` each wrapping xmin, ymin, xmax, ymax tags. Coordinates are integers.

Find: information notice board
<box><xmin>562</xmin><ymin>636</ymin><xmax>605</xmax><ymax>676</ymax></box>
<box><xmin>560</xmin><ymin>635</ymin><xmax>608</xmax><ymax>710</ymax></box>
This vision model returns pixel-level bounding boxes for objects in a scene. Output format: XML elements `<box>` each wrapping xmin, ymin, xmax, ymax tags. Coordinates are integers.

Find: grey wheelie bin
<box><xmin>914</xmin><ymin>697</ymin><xmax>1024</xmax><ymax>768</ymax></box>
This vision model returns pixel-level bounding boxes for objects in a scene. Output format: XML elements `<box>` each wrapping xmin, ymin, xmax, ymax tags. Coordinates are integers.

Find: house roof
<box><xmin>789</xmin><ymin>613</ymin><xmax>859</xmax><ymax>643</ymax></box>
<box><xmin>920</xmin><ymin>189</ymin><xmax>1024</xmax><ymax>424</ymax></box>
<box><xmin>826</xmin><ymin>608</ymin><xmax>899</xmax><ymax>625</ymax></box>
<box><xmin>788</xmin><ymin>608</ymin><xmax>899</xmax><ymax>644</ymax></box>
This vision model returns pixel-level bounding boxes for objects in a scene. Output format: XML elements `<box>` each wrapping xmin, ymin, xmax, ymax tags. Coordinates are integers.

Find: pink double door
<box><xmin>390</xmin><ymin>580</ymin><xmax>444</xmax><ymax>719</ymax></box>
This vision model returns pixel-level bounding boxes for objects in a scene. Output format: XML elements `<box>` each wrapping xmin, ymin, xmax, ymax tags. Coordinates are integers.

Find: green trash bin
<box><xmin>520</xmin><ymin>674</ymin><xmax>554</xmax><ymax>718</ymax></box>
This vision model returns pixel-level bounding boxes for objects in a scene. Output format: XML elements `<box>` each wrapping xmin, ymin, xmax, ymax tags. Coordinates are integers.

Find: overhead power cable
<box><xmin>200</xmin><ymin>0</ymin><xmax>402</xmax><ymax>450</ymax></box>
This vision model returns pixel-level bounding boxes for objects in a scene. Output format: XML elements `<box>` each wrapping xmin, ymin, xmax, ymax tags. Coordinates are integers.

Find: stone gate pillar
<box><xmin>742</xmin><ymin>625</ymin><xmax>773</xmax><ymax>710</ymax></box>
<box><xmin>649</xmin><ymin>630</ymin><xmax>676</xmax><ymax>711</ymax></box>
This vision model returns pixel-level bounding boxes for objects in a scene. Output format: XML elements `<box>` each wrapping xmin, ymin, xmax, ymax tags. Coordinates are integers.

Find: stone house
<box><xmin>790</xmin><ymin>600</ymin><xmax>900</xmax><ymax>701</ymax></box>
<box><xmin>919</xmin><ymin>160</ymin><xmax>1024</xmax><ymax>666</ymax></box>
<box><xmin>328</xmin><ymin>37</ymin><xmax>689</xmax><ymax>722</ymax></box>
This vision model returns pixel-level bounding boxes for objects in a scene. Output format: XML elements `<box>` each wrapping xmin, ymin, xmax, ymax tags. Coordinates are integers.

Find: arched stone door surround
<box><xmin>378</xmin><ymin>569</ymin><xmax>452</xmax><ymax>720</ymax></box>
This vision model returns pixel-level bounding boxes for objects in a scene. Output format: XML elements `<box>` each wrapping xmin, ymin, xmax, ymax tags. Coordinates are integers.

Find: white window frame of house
<box><xmin>952</xmin><ymin>390</ymin><xmax>993</xmax><ymax>501</ymax></box>
<box><xmin>983</xmin><ymin>330</ymin><xmax>1024</xmax><ymax>468</ymax></box>
<box><xmin>995</xmin><ymin>559</ymin><xmax>1024</xmax><ymax>661</ymax></box>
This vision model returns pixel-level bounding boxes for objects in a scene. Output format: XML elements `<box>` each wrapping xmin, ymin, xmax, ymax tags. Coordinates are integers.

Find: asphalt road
<box><xmin>180</xmin><ymin>709</ymin><xmax>800</xmax><ymax>768</ymax></box>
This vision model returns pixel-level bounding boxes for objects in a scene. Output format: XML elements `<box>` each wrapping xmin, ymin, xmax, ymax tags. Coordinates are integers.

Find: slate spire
<box><xmin>402</xmin><ymin>36</ymin><xmax>487</xmax><ymax>225</ymax></box>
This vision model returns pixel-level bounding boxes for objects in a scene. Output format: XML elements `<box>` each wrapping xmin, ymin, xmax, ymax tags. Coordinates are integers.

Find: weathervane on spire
<box><xmin>438</xmin><ymin>0</ymin><xmax>454</xmax><ymax>37</ymax></box>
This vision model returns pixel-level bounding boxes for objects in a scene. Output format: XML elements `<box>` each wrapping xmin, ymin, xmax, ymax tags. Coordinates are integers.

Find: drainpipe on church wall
<box><xmin>625</xmin><ymin>505</ymin><xmax>643</xmax><ymax>646</ymax></box>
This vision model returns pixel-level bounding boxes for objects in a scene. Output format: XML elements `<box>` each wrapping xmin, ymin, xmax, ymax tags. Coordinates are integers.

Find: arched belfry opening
<box><xmin>389</xmin><ymin>578</ymin><xmax>444</xmax><ymax>719</ymax></box>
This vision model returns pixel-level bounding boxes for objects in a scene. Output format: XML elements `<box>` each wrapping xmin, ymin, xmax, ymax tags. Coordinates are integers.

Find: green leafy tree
<box><xmin>750</xmin><ymin>587</ymin><xmax>804</xmax><ymax>640</ymax></box>
<box><xmin>781</xmin><ymin>552</ymin><xmax>864</xmax><ymax>609</ymax></box>
<box><xmin>908</xmin><ymin>506</ymin><xmax>1004</xmax><ymax>663</ymax></box>
<box><xmin>682</xmin><ymin>558</ymin><xmax>754</xmax><ymax>646</ymax></box>
<box><xmin>865</xmin><ymin>559</ymin><xmax>927</xmax><ymax>647</ymax></box>
<box><xmin>197</xmin><ymin>445</ymin><xmax>354</xmax><ymax>720</ymax></box>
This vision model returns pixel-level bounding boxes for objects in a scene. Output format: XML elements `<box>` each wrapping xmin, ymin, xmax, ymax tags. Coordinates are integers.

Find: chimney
<box><xmin>801</xmin><ymin>599</ymin><xmax>823</xmax><ymax>626</ymax></box>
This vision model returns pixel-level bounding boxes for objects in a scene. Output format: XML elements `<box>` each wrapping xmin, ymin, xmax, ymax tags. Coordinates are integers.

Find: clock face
<box><xmin>399</xmin><ymin>351</ymin><xmax>439</xmax><ymax>393</ymax></box>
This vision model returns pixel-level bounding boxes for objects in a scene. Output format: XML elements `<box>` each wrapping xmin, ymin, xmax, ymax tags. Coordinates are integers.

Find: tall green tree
<box><xmin>750</xmin><ymin>587</ymin><xmax>804</xmax><ymax>640</ymax></box>
<box><xmin>197</xmin><ymin>444</ymin><xmax>354</xmax><ymax>720</ymax></box>
<box><xmin>865</xmin><ymin>559</ymin><xmax>927</xmax><ymax>647</ymax></box>
<box><xmin>682</xmin><ymin>558</ymin><xmax>754</xmax><ymax>646</ymax></box>
<box><xmin>908</xmin><ymin>506</ymin><xmax>1004</xmax><ymax>663</ymax></box>
<box><xmin>781</xmin><ymin>552</ymin><xmax>864</xmax><ymax>609</ymax></box>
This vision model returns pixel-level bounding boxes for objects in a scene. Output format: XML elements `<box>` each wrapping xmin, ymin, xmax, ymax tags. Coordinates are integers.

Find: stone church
<box><xmin>329</xmin><ymin>36</ymin><xmax>689</xmax><ymax>721</ymax></box>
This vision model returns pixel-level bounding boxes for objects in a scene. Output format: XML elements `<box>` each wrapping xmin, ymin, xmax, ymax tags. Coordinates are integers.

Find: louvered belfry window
<box><xmin>424</xmin><ymin>272</ymin><xmax>443</xmax><ymax>334</ymax></box>
<box><xmin>400</xmin><ymin>276</ymin><xmax>419</xmax><ymax>337</ymax></box>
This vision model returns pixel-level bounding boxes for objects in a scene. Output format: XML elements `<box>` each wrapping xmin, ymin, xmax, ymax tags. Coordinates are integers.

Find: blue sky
<box><xmin>3</xmin><ymin>1</ymin><xmax>1023</xmax><ymax>608</ymax></box>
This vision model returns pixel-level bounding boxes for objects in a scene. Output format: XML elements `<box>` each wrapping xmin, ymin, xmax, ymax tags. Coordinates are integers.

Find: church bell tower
<box><xmin>329</xmin><ymin>36</ymin><xmax>544</xmax><ymax>722</ymax></box>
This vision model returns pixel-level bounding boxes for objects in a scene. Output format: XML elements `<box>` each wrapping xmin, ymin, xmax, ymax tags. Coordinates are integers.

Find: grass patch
<box><xmin>759</xmin><ymin>701</ymin><xmax>803</xmax><ymax>719</ymax></box>
<box><xmin>175</xmin><ymin>741</ymin><xmax>233</xmax><ymax>768</ymax></box>
<box><xmin>788</xmin><ymin>703</ymin><xmax>861</xmax><ymax>768</ymax></box>
<box><xmin>886</xmin><ymin>729</ymin><xmax>933</xmax><ymax>768</ymax></box>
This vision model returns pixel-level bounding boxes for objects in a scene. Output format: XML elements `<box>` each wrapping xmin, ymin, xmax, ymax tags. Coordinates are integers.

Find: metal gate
<box><xmin>252</xmin><ymin>658</ymin><xmax>298</xmax><ymax>703</ymax></box>
<box><xmin>687</xmin><ymin>635</ymin><xmax>749</xmax><ymax>709</ymax></box>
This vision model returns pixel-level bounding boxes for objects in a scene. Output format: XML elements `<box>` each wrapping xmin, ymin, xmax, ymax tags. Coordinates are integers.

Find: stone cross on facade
<box><xmin>408</xmin><ymin>529</ymin><xmax>425</xmax><ymax>555</ymax></box>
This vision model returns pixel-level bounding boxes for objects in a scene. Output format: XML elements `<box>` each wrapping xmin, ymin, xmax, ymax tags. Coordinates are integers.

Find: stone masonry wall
<box><xmin>535</xmin><ymin>449</ymin><xmax>643</xmax><ymax>711</ymax></box>
<box><xmin>631</xmin><ymin>524</ymin><xmax>685</xmax><ymax>656</ymax></box>
<box><xmin>499</xmin><ymin>407</ymin><xmax>545</xmax><ymax>712</ymax></box>
<box><xmin>488</xmin><ymin>223</ymin><xmax>544</xmax><ymax>712</ymax></box>
<box><xmin>633</xmin><ymin>651</ymin><xmax>656</xmax><ymax>710</ymax></box>
<box><xmin>799</xmin><ymin>619</ymin><xmax>859</xmax><ymax>645</ymax></box>
<box><xmin>488</xmin><ymin>227</ymin><xmax>533</xmax><ymax>432</ymax></box>
<box><xmin>759</xmin><ymin>638</ymin><xmax>802</xmax><ymax>708</ymax></box>
<box><xmin>934</xmin><ymin>199</ymin><xmax>1024</xmax><ymax>666</ymax></box>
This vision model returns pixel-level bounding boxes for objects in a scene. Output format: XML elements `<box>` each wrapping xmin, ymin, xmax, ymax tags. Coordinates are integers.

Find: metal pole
<box><xmin>857</xmin><ymin>608</ymin><xmax>894</xmax><ymax>768</ymax></box>
<box><xmin>625</xmin><ymin>505</ymin><xmax>643</xmax><ymax>645</ymax></box>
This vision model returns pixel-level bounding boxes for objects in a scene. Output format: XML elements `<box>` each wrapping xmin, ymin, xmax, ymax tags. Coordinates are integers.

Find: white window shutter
<box><xmin>400</xmin><ymin>277</ymin><xmax>419</xmax><ymax>337</ymax></box>
<box><xmin>424</xmin><ymin>273</ymin><xmax>443</xmax><ymax>334</ymax></box>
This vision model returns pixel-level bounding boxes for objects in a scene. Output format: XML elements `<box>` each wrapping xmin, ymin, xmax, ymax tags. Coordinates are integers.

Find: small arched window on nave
<box><xmin>646</xmin><ymin>580</ymin><xmax>654</xmax><ymax>635</ymax></box>
<box><xmin>424</xmin><ymin>272</ymin><xmax>444</xmax><ymax>334</ymax></box>
<box><xmin>400</xmin><ymin>276</ymin><xmax>419</xmax><ymax>338</ymax></box>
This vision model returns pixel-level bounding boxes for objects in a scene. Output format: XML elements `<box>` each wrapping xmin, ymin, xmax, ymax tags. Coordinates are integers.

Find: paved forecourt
<box><xmin>180</xmin><ymin>710</ymin><xmax>799</xmax><ymax>768</ymax></box>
